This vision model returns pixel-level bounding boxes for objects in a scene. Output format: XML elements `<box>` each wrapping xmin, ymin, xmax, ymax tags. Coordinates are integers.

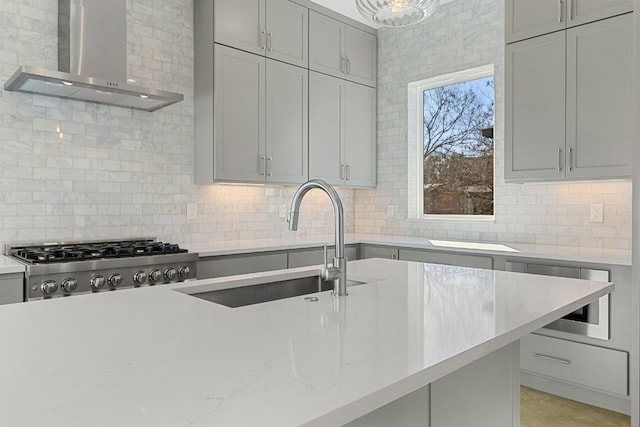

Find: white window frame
<box><xmin>408</xmin><ymin>64</ymin><xmax>495</xmax><ymax>221</ymax></box>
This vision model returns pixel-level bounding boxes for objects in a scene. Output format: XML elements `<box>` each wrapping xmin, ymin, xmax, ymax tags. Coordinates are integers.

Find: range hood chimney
<box><xmin>4</xmin><ymin>0</ymin><xmax>183</xmax><ymax>112</ymax></box>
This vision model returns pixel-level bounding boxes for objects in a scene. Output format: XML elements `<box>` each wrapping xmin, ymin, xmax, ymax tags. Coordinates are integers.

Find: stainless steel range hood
<box><xmin>4</xmin><ymin>0</ymin><xmax>183</xmax><ymax>112</ymax></box>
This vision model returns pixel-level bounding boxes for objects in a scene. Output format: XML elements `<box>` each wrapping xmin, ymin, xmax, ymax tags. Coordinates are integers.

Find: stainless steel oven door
<box><xmin>505</xmin><ymin>261</ymin><xmax>610</xmax><ymax>340</ymax></box>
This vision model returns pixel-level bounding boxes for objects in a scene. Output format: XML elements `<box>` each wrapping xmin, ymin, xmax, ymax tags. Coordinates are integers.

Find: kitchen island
<box><xmin>0</xmin><ymin>259</ymin><xmax>612</xmax><ymax>426</ymax></box>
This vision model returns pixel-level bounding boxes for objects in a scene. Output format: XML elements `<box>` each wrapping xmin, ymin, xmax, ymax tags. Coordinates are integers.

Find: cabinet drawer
<box><xmin>399</xmin><ymin>249</ymin><xmax>493</xmax><ymax>269</ymax></box>
<box><xmin>197</xmin><ymin>253</ymin><xmax>287</xmax><ymax>279</ymax></box>
<box><xmin>361</xmin><ymin>245</ymin><xmax>398</xmax><ymax>260</ymax></box>
<box><xmin>521</xmin><ymin>334</ymin><xmax>627</xmax><ymax>396</ymax></box>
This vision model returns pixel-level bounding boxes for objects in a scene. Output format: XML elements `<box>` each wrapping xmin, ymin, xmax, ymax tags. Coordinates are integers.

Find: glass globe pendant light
<box><xmin>355</xmin><ymin>0</ymin><xmax>440</xmax><ymax>27</ymax></box>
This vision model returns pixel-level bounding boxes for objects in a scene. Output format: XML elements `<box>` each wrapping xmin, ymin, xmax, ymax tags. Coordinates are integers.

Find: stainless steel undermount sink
<box><xmin>189</xmin><ymin>275</ymin><xmax>365</xmax><ymax>308</ymax></box>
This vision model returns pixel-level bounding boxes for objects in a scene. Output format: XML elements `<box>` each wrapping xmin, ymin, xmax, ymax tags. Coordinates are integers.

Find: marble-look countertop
<box><xmin>0</xmin><ymin>255</ymin><xmax>26</xmax><ymax>274</ymax></box>
<box><xmin>0</xmin><ymin>259</ymin><xmax>613</xmax><ymax>427</ymax></box>
<box><xmin>190</xmin><ymin>233</ymin><xmax>632</xmax><ymax>266</ymax></box>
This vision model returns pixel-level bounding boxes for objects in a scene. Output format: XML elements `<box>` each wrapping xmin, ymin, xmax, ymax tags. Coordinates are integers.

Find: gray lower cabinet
<box><xmin>0</xmin><ymin>273</ymin><xmax>24</xmax><ymax>305</ymax></box>
<box><xmin>347</xmin><ymin>342</ymin><xmax>519</xmax><ymax>427</ymax></box>
<box><xmin>197</xmin><ymin>252</ymin><xmax>288</xmax><ymax>279</ymax></box>
<box><xmin>399</xmin><ymin>248</ymin><xmax>493</xmax><ymax>270</ymax></box>
<box><xmin>288</xmin><ymin>245</ymin><xmax>359</xmax><ymax>268</ymax></box>
<box><xmin>361</xmin><ymin>245</ymin><xmax>398</xmax><ymax>260</ymax></box>
<box><xmin>521</xmin><ymin>333</ymin><xmax>628</xmax><ymax>397</ymax></box>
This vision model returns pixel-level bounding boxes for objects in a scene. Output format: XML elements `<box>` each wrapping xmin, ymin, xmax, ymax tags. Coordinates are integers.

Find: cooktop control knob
<box><xmin>163</xmin><ymin>267</ymin><xmax>177</xmax><ymax>281</ymax></box>
<box><xmin>41</xmin><ymin>280</ymin><xmax>58</xmax><ymax>295</ymax></box>
<box><xmin>149</xmin><ymin>270</ymin><xmax>162</xmax><ymax>283</ymax></box>
<box><xmin>178</xmin><ymin>266</ymin><xmax>191</xmax><ymax>279</ymax></box>
<box><xmin>133</xmin><ymin>271</ymin><xmax>147</xmax><ymax>285</ymax></box>
<box><xmin>90</xmin><ymin>275</ymin><xmax>106</xmax><ymax>290</ymax></box>
<box><xmin>108</xmin><ymin>273</ymin><xmax>123</xmax><ymax>288</ymax></box>
<box><xmin>61</xmin><ymin>278</ymin><xmax>77</xmax><ymax>292</ymax></box>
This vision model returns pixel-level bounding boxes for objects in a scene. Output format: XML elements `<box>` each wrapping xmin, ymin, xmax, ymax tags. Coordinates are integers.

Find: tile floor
<box><xmin>521</xmin><ymin>386</ymin><xmax>630</xmax><ymax>427</ymax></box>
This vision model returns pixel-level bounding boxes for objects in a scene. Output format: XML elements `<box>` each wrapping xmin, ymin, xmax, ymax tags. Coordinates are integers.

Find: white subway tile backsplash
<box><xmin>0</xmin><ymin>0</ymin><xmax>630</xmax><ymax>251</ymax></box>
<box><xmin>355</xmin><ymin>0</ymin><xmax>631</xmax><ymax>250</ymax></box>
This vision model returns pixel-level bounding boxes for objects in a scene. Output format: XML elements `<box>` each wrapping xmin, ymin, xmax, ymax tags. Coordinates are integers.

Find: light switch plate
<box><xmin>187</xmin><ymin>203</ymin><xmax>198</xmax><ymax>221</ymax></box>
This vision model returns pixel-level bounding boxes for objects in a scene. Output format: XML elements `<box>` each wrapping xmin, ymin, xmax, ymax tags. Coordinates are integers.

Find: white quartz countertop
<box><xmin>0</xmin><ymin>255</ymin><xmax>26</xmax><ymax>274</ymax></box>
<box><xmin>190</xmin><ymin>233</ymin><xmax>631</xmax><ymax>266</ymax></box>
<box><xmin>0</xmin><ymin>259</ymin><xmax>612</xmax><ymax>427</ymax></box>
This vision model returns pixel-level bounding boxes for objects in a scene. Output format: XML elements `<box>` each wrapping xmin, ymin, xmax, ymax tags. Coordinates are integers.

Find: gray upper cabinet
<box><xmin>565</xmin><ymin>14</ymin><xmax>632</xmax><ymax>179</ymax></box>
<box><xmin>214</xmin><ymin>45</ymin><xmax>266</xmax><ymax>182</ymax></box>
<box><xmin>309</xmin><ymin>72</ymin><xmax>376</xmax><ymax>188</ymax></box>
<box><xmin>505</xmin><ymin>13</ymin><xmax>632</xmax><ymax>182</ymax></box>
<box><xmin>505</xmin><ymin>31</ymin><xmax>566</xmax><ymax>181</ymax></box>
<box><xmin>505</xmin><ymin>0</ymin><xmax>632</xmax><ymax>43</ymax></box>
<box><xmin>213</xmin><ymin>44</ymin><xmax>308</xmax><ymax>184</ymax></box>
<box><xmin>214</xmin><ymin>0</ymin><xmax>265</xmax><ymax>56</ymax></box>
<box><xmin>265</xmin><ymin>59</ymin><xmax>309</xmax><ymax>184</ymax></box>
<box><xmin>214</xmin><ymin>0</ymin><xmax>308</xmax><ymax>68</ymax></box>
<box><xmin>309</xmin><ymin>10</ymin><xmax>377</xmax><ymax>87</ymax></box>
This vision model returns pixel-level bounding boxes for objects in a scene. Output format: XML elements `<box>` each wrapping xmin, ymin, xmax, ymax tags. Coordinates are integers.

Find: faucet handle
<box><xmin>321</xmin><ymin>244</ymin><xmax>340</xmax><ymax>281</ymax></box>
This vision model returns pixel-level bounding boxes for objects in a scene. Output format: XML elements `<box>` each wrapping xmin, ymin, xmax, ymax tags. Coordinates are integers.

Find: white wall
<box><xmin>356</xmin><ymin>0</ymin><xmax>632</xmax><ymax>250</ymax></box>
<box><xmin>0</xmin><ymin>0</ymin><xmax>354</xmax><ymax>247</ymax></box>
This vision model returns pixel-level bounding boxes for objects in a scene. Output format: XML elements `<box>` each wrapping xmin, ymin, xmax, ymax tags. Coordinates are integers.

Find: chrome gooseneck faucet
<box><xmin>288</xmin><ymin>179</ymin><xmax>348</xmax><ymax>296</ymax></box>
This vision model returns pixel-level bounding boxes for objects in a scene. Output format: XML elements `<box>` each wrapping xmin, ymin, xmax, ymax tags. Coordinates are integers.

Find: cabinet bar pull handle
<box><xmin>346</xmin><ymin>164</ymin><xmax>351</xmax><ymax>180</ymax></box>
<box><xmin>568</xmin><ymin>0</ymin><xmax>573</xmax><ymax>20</ymax></box>
<box><xmin>533</xmin><ymin>353</ymin><xmax>571</xmax><ymax>364</ymax></box>
<box><xmin>258</xmin><ymin>156</ymin><xmax>266</xmax><ymax>176</ymax></box>
<box><xmin>568</xmin><ymin>147</ymin><xmax>573</xmax><ymax>172</ymax></box>
<box><xmin>558</xmin><ymin>0</ymin><xmax>563</xmax><ymax>22</ymax></box>
<box><xmin>340</xmin><ymin>57</ymin><xmax>345</xmax><ymax>73</ymax></box>
<box><xmin>557</xmin><ymin>147</ymin><xmax>562</xmax><ymax>172</ymax></box>
<box><xmin>340</xmin><ymin>164</ymin><xmax>345</xmax><ymax>180</ymax></box>
<box><xmin>266</xmin><ymin>157</ymin><xmax>273</xmax><ymax>177</ymax></box>
<box><xmin>346</xmin><ymin>58</ymin><xmax>351</xmax><ymax>74</ymax></box>
<box><xmin>267</xmin><ymin>32</ymin><xmax>272</xmax><ymax>51</ymax></box>
<box><xmin>260</xmin><ymin>30</ymin><xmax>266</xmax><ymax>49</ymax></box>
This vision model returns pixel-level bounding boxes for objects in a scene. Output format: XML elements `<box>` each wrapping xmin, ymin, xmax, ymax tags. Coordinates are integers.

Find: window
<box><xmin>412</xmin><ymin>65</ymin><xmax>494</xmax><ymax>219</ymax></box>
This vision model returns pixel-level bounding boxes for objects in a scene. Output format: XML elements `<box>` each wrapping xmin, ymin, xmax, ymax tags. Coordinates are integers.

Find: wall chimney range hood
<box><xmin>4</xmin><ymin>0</ymin><xmax>183</xmax><ymax>112</ymax></box>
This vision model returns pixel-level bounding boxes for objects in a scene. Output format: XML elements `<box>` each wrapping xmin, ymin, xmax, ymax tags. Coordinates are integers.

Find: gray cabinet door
<box><xmin>345</xmin><ymin>25</ymin><xmax>377</xmax><ymax>87</ymax></box>
<box><xmin>214</xmin><ymin>0</ymin><xmax>265</xmax><ymax>56</ymax></box>
<box><xmin>309</xmin><ymin>71</ymin><xmax>344</xmax><ymax>186</ymax></box>
<box><xmin>345</xmin><ymin>82</ymin><xmax>376</xmax><ymax>187</ymax></box>
<box><xmin>266</xmin><ymin>0</ymin><xmax>308</xmax><ymax>67</ymax></box>
<box><xmin>568</xmin><ymin>0</ymin><xmax>632</xmax><ymax>28</ymax></box>
<box><xmin>565</xmin><ymin>14</ymin><xmax>632</xmax><ymax>179</ymax></box>
<box><xmin>505</xmin><ymin>0</ymin><xmax>565</xmax><ymax>43</ymax></box>
<box><xmin>505</xmin><ymin>31</ymin><xmax>565</xmax><ymax>182</ymax></box>
<box><xmin>266</xmin><ymin>59</ymin><xmax>308</xmax><ymax>184</ymax></box>
<box><xmin>214</xmin><ymin>45</ymin><xmax>266</xmax><ymax>182</ymax></box>
<box><xmin>309</xmin><ymin>10</ymin><xmax>345</xmax><ymax>79</ymax></box>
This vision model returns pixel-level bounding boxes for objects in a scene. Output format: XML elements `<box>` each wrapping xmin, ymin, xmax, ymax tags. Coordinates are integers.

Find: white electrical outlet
<box><xmin>279</xmin><ymin>204</ymin><xmax>287</xmax><ymax>218</ymax></box>
<box><xmin>186</xmin><ymin>203</ymin><xmax>198</xmax><ymax>221</ymax></box>
<box><xmin>589</xmin><ymin>204</ymin><xmax>603</xmax><ymax>223</ymax></box>
<box><xmin>387</xmin><ymin>205</ymin><xmax>395</xmax><ymax>218</ymax></box>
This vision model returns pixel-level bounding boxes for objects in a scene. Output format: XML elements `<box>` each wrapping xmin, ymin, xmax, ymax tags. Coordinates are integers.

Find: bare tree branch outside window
<box><xmin>422</xmin><ymin>76</ymin><xmax>494</xmax><ymax>215</ymax></box>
